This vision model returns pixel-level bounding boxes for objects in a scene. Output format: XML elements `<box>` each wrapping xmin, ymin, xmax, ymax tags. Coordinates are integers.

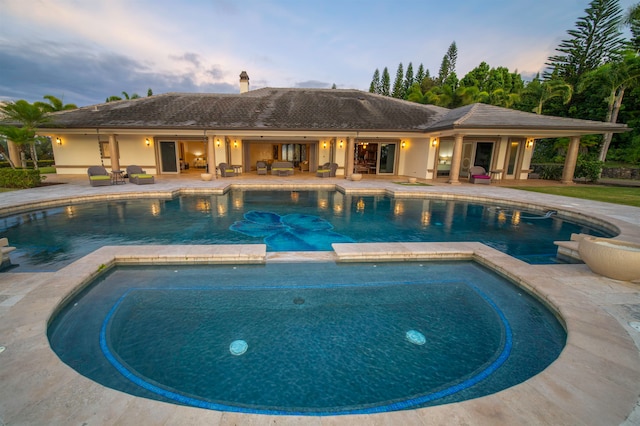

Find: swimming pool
<box><xmin>2</xmin><ymin>189</ymin><xmax>613</xmax><ymax>271</ymax></box>
<box><xmin>47</xmin><ymin>261</ymin><xmax>566</xmax><ymax>415</ymax></box>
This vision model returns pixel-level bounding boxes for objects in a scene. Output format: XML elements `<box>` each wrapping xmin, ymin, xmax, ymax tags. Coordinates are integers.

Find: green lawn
<box><xmin>510</xmin><ymin>185</ymin><xmax>640</xmax><ymax>207</ymax></box>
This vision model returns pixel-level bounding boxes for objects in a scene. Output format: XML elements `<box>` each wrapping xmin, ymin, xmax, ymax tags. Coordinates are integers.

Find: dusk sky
<box><xmin>1</xmin><ymin>0</ymin><xmax>637</xmax><ymax>107</ymax></box>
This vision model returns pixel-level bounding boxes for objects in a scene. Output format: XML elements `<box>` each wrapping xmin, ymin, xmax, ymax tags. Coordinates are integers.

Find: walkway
<box><xmin>1</xmin><ymin>173</ymin><xmax>639</xmax><ymax>425</ymax></box>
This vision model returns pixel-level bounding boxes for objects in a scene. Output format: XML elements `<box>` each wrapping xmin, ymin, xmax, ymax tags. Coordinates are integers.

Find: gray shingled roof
<box><xmin>429</xmin><ymin>103</ymin><xmax>627</xmax><ymax>133</ymax></box>
<box><xmin>36</xmin><ymin>88</ymin><xmax>627</xmax><ymax>134</ymax></box>
<box><xmin>41</xmin><ymin>88</ymin><xmax>450</xmax><ymax>131</ymax></box>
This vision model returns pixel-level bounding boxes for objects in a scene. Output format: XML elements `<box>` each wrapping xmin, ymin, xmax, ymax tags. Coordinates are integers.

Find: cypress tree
<box><xmin>369</xmin><ymin>69</ymin><xmax>381</xmax><ymax>93</ymax></box>
<box><xmin>392</xmin><ymin>63</ymin><xmax>405</xmax><ymax>98</ymax></box>
<box><xmin>381</xmin><ymin>67</ymin><xmax>391</xmax><ymax>96</ymax></box>
<box><xmin>404</xmin><ymin>62</ymin><xmax>415</xmax><ymax>96</ymax></box>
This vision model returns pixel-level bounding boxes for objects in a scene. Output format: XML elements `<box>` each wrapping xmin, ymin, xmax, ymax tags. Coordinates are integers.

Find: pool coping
<box><xmin>1</xmin><ymin>178</ymin><xmax>640</xmax><ymax>424</ymax></box>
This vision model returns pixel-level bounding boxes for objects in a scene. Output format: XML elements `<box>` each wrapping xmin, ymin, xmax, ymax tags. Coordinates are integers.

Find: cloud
<box><xmin>171</xmin><ymin>52</ymin><xmax>202</xmax><ymax>68</ymax></box>
<box><xmin>0</xmin><ymin>38</ymin><xmax>237</xmax><ymax>105</ymax></box>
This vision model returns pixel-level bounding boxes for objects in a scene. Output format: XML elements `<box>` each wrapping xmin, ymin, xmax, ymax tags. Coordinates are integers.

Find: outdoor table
<box><xmin>110</xmin><ymin>170</ymin><xmax>126</xmax><ymax>185</ymax></box>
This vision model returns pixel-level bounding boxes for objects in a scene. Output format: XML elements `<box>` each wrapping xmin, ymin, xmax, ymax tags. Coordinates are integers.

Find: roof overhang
<box><xmin>428</xmin><ymin>126</ymin><xmax>629</xmax><ymax>139</ymax></box>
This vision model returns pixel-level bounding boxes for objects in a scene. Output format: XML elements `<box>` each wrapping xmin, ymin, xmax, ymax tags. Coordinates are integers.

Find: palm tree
<box><xmin>579</xmin><ymin>51</ymin><xmax>640</xmax><ymax>161</ymax></box>
<box><xmin>0</xmin><ymin>100</ymin><xmax>50</xmax><ymax>170</ymax></box>
<box><xmin>529</xmin><ymin>76</ymin><xmax>573</xmax><ymax>115</ymax></box>
<box><xmin>106</xmin><ymin>91</ymin><xmax>142</xmax><ymax>102</ymax></box>
<box><xmin>34</xmin><ymin>95</ymin><xmax>77</xmax><ymax>112</ymax></box>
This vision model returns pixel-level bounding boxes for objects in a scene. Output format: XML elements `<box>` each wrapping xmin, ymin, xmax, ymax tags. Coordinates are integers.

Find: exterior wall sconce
<box><xmin>234</xmin><ymin>141</ymin><xmax>238</xmax><ymax>148</ymax></box>
<box><xmin>145</xmin><ymin>138</ymin><xmax>150</xmax><ymax>146</ymax></box>
<box><xmin>56</xmin><ymin>137</ymin><xmax>61</xmax><ymax>145</ymax></box>
<box><xmin>339</xmin><ymin>140</ymin><xmax>343</xmax><ymax>148</ymax></box>
<box><xmin>323</xmin><ymin>142</ymin><xmax>327</xmax><ymax>148</ymax></box>
<box><xmin>216</xmin><ymin>139</ymin><xmax>220</xmax><ymax>147</ymax></box>
<box><xmin>526</xmin><ymin>139</ymin><xmax>534</xmax><ymax>149</ymax></box>
<box><xmin>401</xmin><ymin>141</ymin><xmax>406</xmax><ymax>149</ymax></box>
<box><xmin>432</xmin><ymin>138</ymin><xmax>438</xmax><ymax>147</ymax></box>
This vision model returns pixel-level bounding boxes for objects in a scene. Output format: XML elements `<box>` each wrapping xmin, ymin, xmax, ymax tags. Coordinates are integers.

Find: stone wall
<box><xmin>601</xmin><ymin>167</ymin><xmax>640</xmax><ymax>180</ymax></box>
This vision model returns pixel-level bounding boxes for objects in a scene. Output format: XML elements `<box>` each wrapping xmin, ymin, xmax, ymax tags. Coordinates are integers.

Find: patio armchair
<box><xmin>219</xmin><ymin>162</ymin><xmax>236</xmax><ymax>177</ymax></box>
<box><xmin>87</xmin><ymin>166</ymin><xmax>111</xmax><ymax>187</ymax></box>
<box><xmin>126</xmin><ymin>165</ymin><xmax>155</xmax><ymax>185</ymax></box>
<box><xmin>317</xmin><ymin>162</ymin><xmax>338</xmax><ymax>178</ymax></box>
<box><xmin>256</xmin><ymin>161</ymin><xmax>268</xmax><ymax>175</ymax></box>
<box><xmin>469</xmin><ymin>166</ymin><xmax>491</xmax><ymax>184</ymax></box>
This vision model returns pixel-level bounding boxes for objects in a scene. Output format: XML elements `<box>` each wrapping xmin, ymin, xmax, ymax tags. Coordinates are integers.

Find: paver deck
<box><xmin>1</xmin><ymin>173</ymin><xmax>639</xmax><ymax>425</ymax></box>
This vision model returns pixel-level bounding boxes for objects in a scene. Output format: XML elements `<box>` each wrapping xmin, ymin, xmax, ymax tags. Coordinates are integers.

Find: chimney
<box><xmin>239</xmin><ymin>71</ymin><xmax>250</xmax><ymax>93</ymax></box>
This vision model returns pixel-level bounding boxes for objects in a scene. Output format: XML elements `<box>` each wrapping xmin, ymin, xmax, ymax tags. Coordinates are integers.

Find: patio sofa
<box><xmin>271</xmin><ymin>161</ymin><xmax>294</xmax><ymax>176</ymax></box>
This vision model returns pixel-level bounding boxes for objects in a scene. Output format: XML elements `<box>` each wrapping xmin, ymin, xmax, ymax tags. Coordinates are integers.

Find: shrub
<box><xmin>0</xmin><ymin>168</ymin><xmax>43</xmax><ymax>188</ymax></box>
<box><xmin>574</xmin><ymin>158</ymin><xmax>604</xmax><ymax>183</ymax></box>
<box><xmin>531</xmin><ymin>163</ymin><xmax>563</xmax><ymax>180</ymax></box>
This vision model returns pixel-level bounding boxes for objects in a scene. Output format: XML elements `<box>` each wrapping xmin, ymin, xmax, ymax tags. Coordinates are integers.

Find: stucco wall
<box><xmin>398</xmin><ymin>138</ymin><xmax>430</xmax><ymax>179</ymax></box>
<box><xmin>47</xmin><ymin>134</ymin><xmax>156</xmax><ymax>175</ymax></box>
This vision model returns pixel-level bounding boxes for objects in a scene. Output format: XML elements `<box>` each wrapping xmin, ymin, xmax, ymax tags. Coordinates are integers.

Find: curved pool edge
<box><xmin>2</xmin><ymin>243</ymin><xmax>640</xmax><ymax>424</ymax></box>
<box><xmin>0</xmin><ymin>182</ymin><xmax>631</xmax><ymax>241</ymax></box>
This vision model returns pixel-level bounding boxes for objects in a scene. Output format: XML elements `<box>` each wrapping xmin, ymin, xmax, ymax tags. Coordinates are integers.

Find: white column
<box><xmin>561</xmin><ymin>136</ymin><xmax>580</xmax><ymax>184</ymax></box>
<box><xmin>346</xmin><ymin>137</ymin><xmax>355</xmax><ymax>179</ymax></box>
<box><xmin>207</xmin><ymin>135</ymin><xmax>216</xmax><ymax>178</ymax></box>
<box><xmin>108</xmin><ymin>134</ymin><xmax>120</xmax><ymax>171</ymax></box>
<box><xmin>447</xmin><ymin>134</ymin><xmax>463</xmax><ymax>184</ymax></box>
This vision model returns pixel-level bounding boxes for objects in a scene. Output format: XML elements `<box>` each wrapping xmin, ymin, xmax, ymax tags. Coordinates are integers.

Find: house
<box><xmin>32</xmin><ymin>72</ymin><xmax>628</xmax><ymax>183</ymax></box>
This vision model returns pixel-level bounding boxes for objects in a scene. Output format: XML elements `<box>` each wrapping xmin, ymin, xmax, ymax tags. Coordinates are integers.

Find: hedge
<box><xmin>0</xmin><ymin>168</ymin><xmax>43</xmax><ymax>188</ymax></box>
<box><xmin>531</xmin><ymin>163</ymin><xmax>563</xmax><ymax>180</ymax></box>
<box><xmin>0</xmin><ymin>160</ymin><xmax>54</xmax><ymax>169</ymax></box>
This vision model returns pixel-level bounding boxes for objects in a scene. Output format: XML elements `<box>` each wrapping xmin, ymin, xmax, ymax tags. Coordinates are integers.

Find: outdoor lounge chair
<box><xmin>87</xmin><ymin>166</ymin><xmax>111</xmax><ymax>187</ymax></box>
<box><xmin>126</xmin><ymin>165</ymin><xmax>155</xmax><ymax>185</ymax></box>
<box><xmin>219</xmin><ymin>162</ymin><xmax>236</xmax><ymax>177</ymax></box>
<box><xmin>317</xmin><ymin>162</ymin><xmax>338</xmax><ymax>178</ymax></box>
<box><xmin>469</xmin><ymin>166</ymin><xmax>491</xmax><ymax>184</ymax></box>
<box><xmin>256</xmin><ymin>161</ymin><xmax>268</xmax><ymax>175</ymax></box>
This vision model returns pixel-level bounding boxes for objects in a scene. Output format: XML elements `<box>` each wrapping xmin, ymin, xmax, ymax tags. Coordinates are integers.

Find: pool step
<box><xmin>554</xmin><ymin>233</ymin><xmax>588</xmax><ymax>263</ymax></box>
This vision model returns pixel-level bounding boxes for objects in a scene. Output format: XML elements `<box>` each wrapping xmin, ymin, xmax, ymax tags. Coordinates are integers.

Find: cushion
<box><xmin>131</xmin><ymin>174</ymin><xmax>153</xmax><ymax>178</ymax></box>
<box><xmin>90</xmin><ymin>175</ymin><xmax>110</xmax><ymax>180</ymax></box>
<box><xmin>472</xmin><ymin>175</ymin><xmax>490</xmax><ymax>179</ymax></box>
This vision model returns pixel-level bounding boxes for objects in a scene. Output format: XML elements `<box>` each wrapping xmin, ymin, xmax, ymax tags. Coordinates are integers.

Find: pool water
<box><xmin>2</xmin><ymin>189</ymin><xmax>612</xmax><ymax>271</ymax></box>
<box><xmin>47</xmin><ymin>261</ymin><xmax>567</xmax><ymax>415</ymax></box>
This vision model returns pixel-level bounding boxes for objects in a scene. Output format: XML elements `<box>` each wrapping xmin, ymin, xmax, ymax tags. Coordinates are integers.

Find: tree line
<box><xmin>0</xmin><ymin>89</ymin><xmax>154</xmax><ymax>170</ymax></box>
<box><xmin>369</xmin><ymin>0</ymin><xmax>640</xmax><ymax>166</ymax></box>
